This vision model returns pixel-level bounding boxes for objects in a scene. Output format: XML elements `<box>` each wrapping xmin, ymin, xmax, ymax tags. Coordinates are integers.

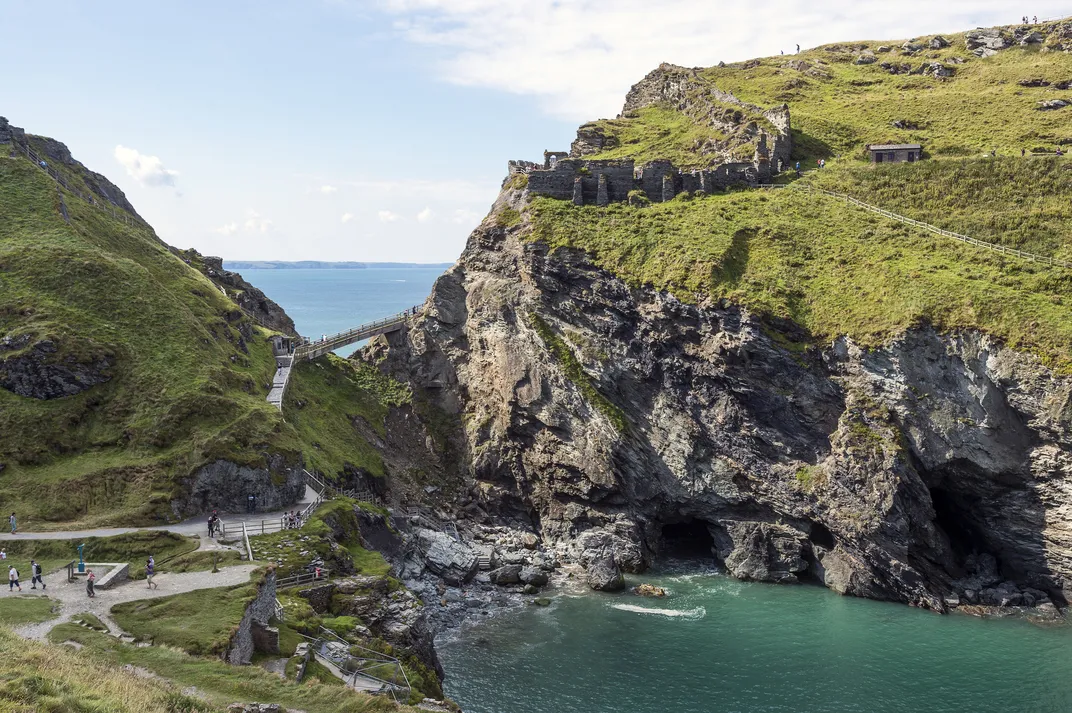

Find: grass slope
<box><xmin>0</xmin><ymin>153</ymin><xmax>292</xmax><ymax>528</ymax></box>
<box><xmin>528</xmin><ymin>188</ymin><xmax>1072</xmax><ymax>370</ymax></box>
<box><xmin>0</xmin><ymin>597</ymin><xmax>59</xmax><ymax>626</ymax></box>
<box><xmin>0</xmin><ymin>530</ymin><xmax>199</xmax><ymax>580</ymax></box>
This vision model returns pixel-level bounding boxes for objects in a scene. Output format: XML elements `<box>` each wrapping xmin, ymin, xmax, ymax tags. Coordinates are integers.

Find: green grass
<box><xmin>0</xmin><ymin>596</ymin><xmax>59</xmax><ymax>626</ymax></box>
<box><xmin>528</xmin><ymin>188</ymin><xmax>1072</xmax><ymax>371</ymax></box>
<box><xmin>44</xmin><ymin>624</ymin><xmax>412</xmax><ymax>712</ymax></box>
<box><xmin>0</xmin><ymin>151</ymin><xmax>297</xmax><ymax>528</ymax></box>
<box><xmin>809</xmin><ymin>157</ymin><xmax>1072</xmax><ymax>260</ymax></box>
<box><xmin>583</xmin><ymin>102</ymin><xmax>771</xmax><ymax>168</ymax></box>
<box><xmin>283</xmin><ymin>355</ymin><xmax>410</xmax><ymax>481</ymax></box>
<box><xmin>0</xmin><ymin>625</ymin><xmax>216</xmax><ymax>713</ymax></box>
<box><xmin>0</xmin><ymin>530</ymin><xmax>198</xmax><ymax>580</ymax></box>
<box><xmin>697</xmin><ymin>26</ymin><xmax>1072</xmax><ymax>162</ymax></box>
<box><xmin>111</xmin><ymin>579</ymin><xmax>259</xmax><ymax>656</ymax></box>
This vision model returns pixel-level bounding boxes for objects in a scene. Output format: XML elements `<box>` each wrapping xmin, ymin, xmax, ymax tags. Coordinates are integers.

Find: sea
<box><xmin>233</xmin><ymin>265</ymin><xmax>448</xmax><ymax>355</ymax></box>
<box><xmin>237</xmin><ymin>266</ymin><xmax>1072</xmax><ymax>713</ymax></box>
<box><xmin>437</xmin><ymin>563</ymin><xmax>1072</xmax><ymax>713</ymax></box>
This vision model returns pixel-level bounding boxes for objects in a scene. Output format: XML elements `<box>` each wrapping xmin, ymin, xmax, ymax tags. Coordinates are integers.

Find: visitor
<box><xmin>86</xmin><ymin>569</ymin><xmax>95</xmax><ymax>597</ymax></box>
<box><xmin>8</xmin><ymin>565</ymin><xmax>20</xmax><ymax>592</ymax></box>
<box><xmin>0</xmin><ymin>549</ymin><xmax>6</xmax><ymax>560</ymax></box>
<box><xmin>1033</xmin><ymin>15</ymin><xmax>1037</xmax><ymax>23</ymax></box>
<box><xmin>1022</xmin><ymin>148</ymin><xmax>1026</xmax><ymax>157</ymax></box>
<box><xmin>247</xmin><ymin>493</ymin><xmax>256</xmax><ymax>513</ymax></box>
<box><xmin>30</xmin><ymin>560</ymin><xmax>44</xmax><ymax>590</ymax></box>
<box><xmin>146</xmin><ymin>556</ymin><xmax>157</xmax><ymax>589</ymax></box>
<box><xmin>8</xmin><ymin>512</ymin><xmax>15</xmax><ymax>534</ymax></box>
<box><xmin>796</xmin><ymin>43</ymin><xmax>801</xmax><ymax>53</ymax></box>
<box><xmin>795</xmin><ymin>161</ymin><xmax>801</xmax><ymax>177</ymax></box>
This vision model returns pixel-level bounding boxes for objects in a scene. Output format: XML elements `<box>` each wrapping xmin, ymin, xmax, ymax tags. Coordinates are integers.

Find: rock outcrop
<box><xmin>174</xmin><ymin>249</ymin><xmax>297</xmax><ymax>335</ymax></box>
<box><xmin>370</xmin><ymin>185</ymin><xmax>1072</xmax><ymax>613</ymax></box>
<box><xmin>0</xmin><ymin>336</ymin><xmax>113</xmax><ymax>399</ymax></box>
<box><xmin>173</xmin><ymin>457</ymin><xmax>305</xmax><ymax>516</ymax></box>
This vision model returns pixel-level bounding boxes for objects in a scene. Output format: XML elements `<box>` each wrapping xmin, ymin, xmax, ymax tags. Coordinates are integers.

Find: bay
<box><xmin>234</xmin><ymin>266</ymin><xmax>447</xmax><ymax>355</ymax></box>
<box><xmin>438</xmin><ymin>565</ymin><xmax>1072</xmax><ymax>713</ymax></box>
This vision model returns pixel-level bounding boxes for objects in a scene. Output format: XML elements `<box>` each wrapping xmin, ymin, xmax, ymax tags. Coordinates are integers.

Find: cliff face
<box><xmin>377</xmin><ymin>188</ymin><xmax>1072</xmax><ymax>612</ymax></box>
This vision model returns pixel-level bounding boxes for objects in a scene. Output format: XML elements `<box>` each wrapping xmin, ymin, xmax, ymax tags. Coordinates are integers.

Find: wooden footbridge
<box><xmin>266</xmin><ymin>306</ymin><xmax>420</xmax><ymax>411</ymax></box>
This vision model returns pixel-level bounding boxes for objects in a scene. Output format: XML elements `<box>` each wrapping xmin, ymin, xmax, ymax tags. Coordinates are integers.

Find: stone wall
<box><xmin>524</xmin><ymin>155</ymin><xmax>764</xmax><ymax>207</ymax></box>
<box><xmin>225</xmin><ymin>570</ymin><xmax>279</xmax><ymax>665</ymax></box>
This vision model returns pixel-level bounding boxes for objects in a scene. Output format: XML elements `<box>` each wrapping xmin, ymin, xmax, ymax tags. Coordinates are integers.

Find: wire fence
<box><xmin>758</xmin><ymin>183</ymin><xmax>1072</xmax><ymax>269</ymax></box>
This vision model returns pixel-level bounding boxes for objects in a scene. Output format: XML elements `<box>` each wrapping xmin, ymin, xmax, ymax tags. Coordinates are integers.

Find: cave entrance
<box><xmin>660</xmin><ymin>520</ymin><xmax>716</xmax><ymax>560</ymax></box>
<box><xmin>929</xmin><ymin>485</ymin><xmax>986</xmax><ymax>565</ymax></box>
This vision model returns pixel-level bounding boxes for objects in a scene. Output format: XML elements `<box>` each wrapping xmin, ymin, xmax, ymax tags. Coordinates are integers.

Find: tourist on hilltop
<box><xmin>30</xmin><ymin>560</ymin><xmax>44</xmax><ymax>590</ymax></box>
<box><xmin>8</xmin><ymin>565</ymin><xmax>20</xmax><ymax>592</ymax></box>
<box><xmin>86</xmin><ymin>569</ymin><xmax>95</xmax><ymax>597</ymax></box>
<box><xmin>8</xmin><ymin>512</ymin><xmax>15</xmax><ymax>534</ymax></box>
<box><xmin>796</xmin><ymin>43</ymin><xmax>800</xmax><ymax>53</ymax></box>
<box><xmin>1033</xmin><ymin>15</ymin><xmax>1038</xmax><ymax>24</ymax></box>
<box><xmin>146</xmin><ymin>556</ymin><xmax>157</xmax><ymax>589</ymax></box>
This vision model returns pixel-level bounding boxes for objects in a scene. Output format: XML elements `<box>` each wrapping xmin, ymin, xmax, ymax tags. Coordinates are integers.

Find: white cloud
<box><xmin>341</xmin><ymin>212</ymin><xmax>355</xmax><ymax>223</ymax></box>
<box><xmin>451</xmin><ymin>208</ymin><xmax>481</xmax><ymax>225</ymax></box>
<box><xmin>114</xmin><ymin>145</ymin><xmax>179</xmax><ymax>187</ymax></box>
<box><xmin>379</xmin><ymin>0</ymin><xmax>1072</xmax><ymax>120</ymax></box>
<box><xmin>378</xmin><ymin>210</ymin><xmax>399</xmax><ymax>223</ymax></box>
<box><xmin>319</xmin><ymin>185</ymin><xmax>338</xmax><ymax>193</ymax></box>
<box><xmin>213</xmin><ymin>222</ymin><xmax>239</xmax><ymax>236</ymax></box>
<box><xmin>243</xmin><ymin>209</ymin><xmax>273</xmax><ymax>233</ymax></box>
<box><xmin>416</xmin><ymin>207</ymin><xmax>435</xmax><ymax>223</ymax></box>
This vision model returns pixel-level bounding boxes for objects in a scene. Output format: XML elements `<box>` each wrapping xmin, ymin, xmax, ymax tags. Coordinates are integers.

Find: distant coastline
<box><xmin>223</xmin><ymin>260</ymin><xmax>453</xmax><ymax>270</ymax></box>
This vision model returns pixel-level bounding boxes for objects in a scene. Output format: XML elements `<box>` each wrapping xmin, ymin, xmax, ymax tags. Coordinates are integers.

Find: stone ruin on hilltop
<box><xmin>505</xmin><ymin>63</ymin><xmax>792</xmax><ymax>206</ymax></box>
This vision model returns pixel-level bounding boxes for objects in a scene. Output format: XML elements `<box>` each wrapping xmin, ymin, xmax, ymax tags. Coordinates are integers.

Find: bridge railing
<box><xmin>292</xmin><ymin>306</ymin><xmax>421</xmax><ymax>359</ymax></box>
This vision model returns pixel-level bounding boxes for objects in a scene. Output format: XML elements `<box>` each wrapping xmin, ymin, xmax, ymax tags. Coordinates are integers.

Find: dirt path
<box><xmin>10</xmin><ymin>563</ymin><xmax>259</xmax><ymax>641</ymax></box>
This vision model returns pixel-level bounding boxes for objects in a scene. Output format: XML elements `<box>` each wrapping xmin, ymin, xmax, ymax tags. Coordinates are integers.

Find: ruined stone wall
<box><xmin>225</xmin><ymin>570</ymin><xmax>279</xmax><ymax>665</ymax></box>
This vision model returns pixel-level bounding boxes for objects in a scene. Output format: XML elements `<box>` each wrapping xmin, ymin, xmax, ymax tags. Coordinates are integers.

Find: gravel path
<box><xmin>0</xmin><ymin>486</ymin><xmax>316</xmax><ymax>543</ymax></box>
<box><xmin>10</xmin><ymin>563</ymin><xmax>259</xmax><ymax>641</ymax></box>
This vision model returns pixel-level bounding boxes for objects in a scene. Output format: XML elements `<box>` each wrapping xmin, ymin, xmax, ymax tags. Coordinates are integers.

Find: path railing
<box><xmin>241</xmin><ymin>522</ymin><xmax>254</xmax><ymax>562</ymax></box>
<box><xmin>10</xmin><ymin>140</ymin><xmax>143</xmax><ymax>227</ymax></box>
<box><xmin>313</xmin><ymin>626</ymin><xmax>411</xmax><ymax>702</ymax></box>
<box><xmin>292</xmin><ymin>307</ymin><xmax>420</xmax><ymax>361</ymax></box>
<box><xmin>759</xmin><ymin>182</ymin><xmax>1072</xmax><ymax>269</ymax></box>
<box><xmin>276</xmin><ymin>569</ymin><xmax>332</xmax><ymax>590</ymax></box>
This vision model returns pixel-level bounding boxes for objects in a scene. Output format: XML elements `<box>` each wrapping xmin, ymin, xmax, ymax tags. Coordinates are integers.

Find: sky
<box><xmin>2</xmin><ymin>0</ymin><xmax>1068</xmax><ymax>263</ymax></box>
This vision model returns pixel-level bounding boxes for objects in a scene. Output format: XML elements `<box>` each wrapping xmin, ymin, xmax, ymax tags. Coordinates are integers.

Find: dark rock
<box><xmin>522</xmin><ymin>584</ymin><xmax>539</xmax><ymax>595</ymax></box>
<box><xmin>1020</xmin><ymin>31</ymin><xmax>1045</xmax><ymax>45</ymax></box>
<box><xmin>176</xmin><ymin>456</ymin><xmax>304</xmax><ymax>516</ymax></box>
<box><xmin>488</xmin><ymin>565</ymin><xmax>523</xmax><ymax>585</ymax></box>
<box><xmin>712</xmin><ymin>520</ymin><xmax>809</xmax><ymax>584</ymax></box>
<box><xmin>966</xmin><ymin>28</ymin><xmax>1008</xmax><ymax>56</ymax></box>
<box><xmin>929</xmin><ymin>36</ymin><xmax>950</xmax><ymax>49</ymax></box>
<box><xmin>0</xmin><ymin>339</ymin><xmax>113</xmax><ymax>400</ymax></box>
<box><xmin>297</xmin><ymin>583</ymin><xmax>336</xmax><ymax>613</ymax></box>
<box><xmin>1019</xmin><ymin>78</ymin><xmax>1052</xmax><ymax>87</ymax></box>
<box><xmin>519</xmin><ymin>566</ymin><xmax>549</xmax><ymax>586</ymax></box>
<box><xmin>418</xmin><ymin>529</ymin><xmax>478</xmax><ymax>585</ymax></box>
<box><xmin>854</xmin><ymin>52</ymin><xmax>877</xmax><ymax>65</ymax></box>
<box><xmin>532</xmin><ymin>597</ymin><xmax>551</xmax><ymax>606</ymax></box>
<box><xmin>586</xmin><ymin>557</ymin><xmax>625</xmax><ymax>592</ymax></box>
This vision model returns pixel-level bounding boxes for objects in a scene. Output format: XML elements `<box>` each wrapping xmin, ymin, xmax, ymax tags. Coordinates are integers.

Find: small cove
<box><xmin>437</xmin><ymin>564</ymin><xmax>1072</xmax><ymax>713</ymax></box>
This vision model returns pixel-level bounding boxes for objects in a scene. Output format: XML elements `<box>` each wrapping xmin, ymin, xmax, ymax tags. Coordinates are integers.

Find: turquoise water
<box><xmin>438</xmin><ymin>566</ymin><xmax>1072</xmax><ymax>713</ymax></box>
<box><xmin>234</xmin><ymin>266</ymin><xmax>447</xmax><ymax>355</ymax></box>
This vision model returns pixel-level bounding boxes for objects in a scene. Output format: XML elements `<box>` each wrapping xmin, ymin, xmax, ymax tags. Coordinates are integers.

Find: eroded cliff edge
<box><xmin>369</xmin><ymin>186</ymin><xmax>1072</xmax><ymax>614</ymax></box>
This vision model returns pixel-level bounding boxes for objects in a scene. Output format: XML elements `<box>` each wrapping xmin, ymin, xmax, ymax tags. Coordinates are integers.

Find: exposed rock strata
<box><xmin>372</xmin><ymin>188</ymin><xmax>1072</xmax><ymax>614</ymax></box>
<box><xmin>0</xmin><ymin>336</ymin><xmax>113</xmax><ymax>399</ymax></box>
<box><xmin>173</xmin><ymin>457</ymin><xmax>304</xmax><ymax>516</ymax></box>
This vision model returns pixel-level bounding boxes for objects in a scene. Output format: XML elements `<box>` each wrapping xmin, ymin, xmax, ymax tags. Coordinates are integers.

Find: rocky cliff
<box><xmin>371</xmin><ymin>184</ymin><xmax>1072</xmax><ymax>614</ymax></box>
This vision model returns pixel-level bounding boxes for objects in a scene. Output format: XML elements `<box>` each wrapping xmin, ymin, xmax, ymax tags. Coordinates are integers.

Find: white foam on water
<box><xmin>611</xmin><ymin>603</ymin><xmax>707</xmax><ymax>620</ymax></box>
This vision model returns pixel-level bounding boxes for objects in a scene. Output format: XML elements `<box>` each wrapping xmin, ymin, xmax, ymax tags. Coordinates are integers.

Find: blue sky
<box><xmin>2</xmin><ymin>0</ymin><xmax>1066</xmax><ymax>262</ymax></box>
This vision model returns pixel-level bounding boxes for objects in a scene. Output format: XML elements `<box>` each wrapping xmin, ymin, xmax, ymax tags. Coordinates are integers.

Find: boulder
<box><xmin>1020</xmin><ymin>31</ymin><xmax>1045</xmax><ymax>45</ymax></box>
<box><xmin>586</xmin><ymin>557</ymin><xmax>625</xmax><ymax>592</ymax></box>
<box><xmin>488</xmin><ymin>564</ymin><xmax>522</xmax><ymax>585</ymax></box>
<box><xmin>929</xmin><ymin>36</ymin><xmax>950</xmax><ymax>49</ymax></box>
<box><xmin>854</xmin><ymin>52</ymin><xmax>877</xmax><ymax>65</ymax></box>
<box><xmin>926</xmin><ymin>63</ymin><xmax>954</xmax><ymax>78</ymax></box>
<box><xmin>712</xmin><ymin>520</ymin><xmax>809</xmax><ymax>584</ymax></box>
<box><xmin>417</xmin><ymin>528</ymin><xmax>478</xmax><ymax>585</ymax></box>
<box><xmin>520</xmin><ymin>532</ymin><xmax>539</xmax><ymax>550</ymax></box>
<box><xmin>1019</xmin><ymin>78</ymin><xmax>1052</xmax><ymax>87</ymax></box>
<box><xmin>902</xmin><ymin>41</ymin><xmax>924</xmax><ymax>53</ymax></box>
<box><xmin>634</xmin><ymin>583</ymin><xmax>667</xmax><ymax>597</ymax></box>
<box><xmin>523</xmin><ymin>584</ymin><xmax>539</xmax><ymax>595</ymax></box>
<box><xmin>876</xmin><ymin>45</ymin><xmax>892</xmax><ymax>53</ymax></box>
<box><xmin>1038</xmin><ymin>99</ymin><xmax>1070</xmax><ymax>111</ymax></box>
<box><xmin>966</xmin><ymin>28</ymin><xmax>1008</xmax><ymax>56</ymax></box>
<box><xmin>519</xmin><ymin>566</ymin><xmax>549</xmax><ymax>586</ymax></box>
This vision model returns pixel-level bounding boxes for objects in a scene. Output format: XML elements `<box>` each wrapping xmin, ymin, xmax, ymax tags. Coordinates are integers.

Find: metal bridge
<box><xmin>265</xmin><ymin>306</ymin><xmax>420</xmax><ymax>411</ymax></box>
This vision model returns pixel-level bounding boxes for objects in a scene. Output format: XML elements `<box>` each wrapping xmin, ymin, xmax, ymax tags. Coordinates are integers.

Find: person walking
<box><xmin>0</xmin><ymin>549</ymin><xmax>6</xmax><ymax>560</ymax></box>
<box><xmin>8</xmin><ymin>512</ymin><xmax>15</xmax><ymax>534</ymax></box>
<box><xmin>796</xmin><ymin>43</ymin><xmax>801</xmax><ymax>53</ymax></box>
<box><xmin>145</xmin><ymin>556</ymin><xmax>157</xmax><ymax>590</ymax></box>
<box><xmin>30</xmin><ymin>560</ymin><xmax>44</xmax><ymax>590</ymax></box>
<box><xmin>86</xmin><ymin>570</ymin><xmax>96</xmax><ymax>598</ymax></box>
<box><xmin>8</xmin><ymin>565</ymin><xmax>20</xmax><ymax>592</ymax></box>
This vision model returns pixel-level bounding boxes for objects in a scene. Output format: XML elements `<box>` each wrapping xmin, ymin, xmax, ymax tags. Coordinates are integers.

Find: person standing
<box><xmin>0</xmin><ymin>549</ymin><xmax>6</xmax><ymax>560</ymax></box>
<box><xmin>8</xmin><ymin>565</ymin><xmax>20</xmax><ymax>592</ymax></box>
<box><xmin>145</xmin><ymin>556</ymin><xmax>157</xmax><ymax>590</ymax></box>
<box><xmin>30</xmin><ymin>560</ymin><xmax>44</xmax><ymax>590</ymax></box>
<box><xmin>86</xmin><ymin>570</ymin><xmax>96</xmax><ymax>598</ymax></box>
<box><xmin>8</xmin><ymin>512</ymin><xmax>15</xmax><ymax>535</ymax></box>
